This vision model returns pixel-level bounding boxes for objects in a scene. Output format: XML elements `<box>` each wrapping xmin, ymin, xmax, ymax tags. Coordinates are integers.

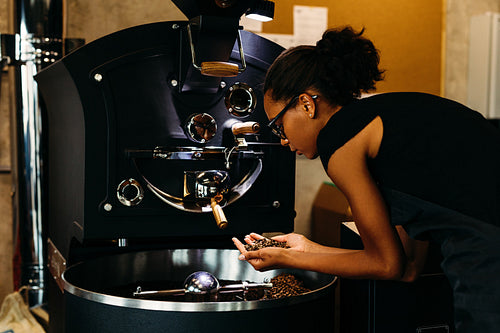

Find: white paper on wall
<box><xmin>256</xmin><ymin>5</ymin><xmax>329</xmax><ymax>50</ymax></box>
<box><xmin>293</xmin><ymin>5</ymin><xmax>328</xmax><ymax>45</ymax></box>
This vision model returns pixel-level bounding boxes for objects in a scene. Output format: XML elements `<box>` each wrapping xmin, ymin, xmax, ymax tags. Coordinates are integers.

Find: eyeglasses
<box><xmin>267</xmin><ymin>94</ymin><xmax>318</xmax><ymax>140</ymax></box>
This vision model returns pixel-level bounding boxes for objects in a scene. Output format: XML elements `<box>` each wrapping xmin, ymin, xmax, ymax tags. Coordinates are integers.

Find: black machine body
<box><xmin>36</xmin><ymin>21</ymin><xmax>296</xmax><ymax>263</ymax></box>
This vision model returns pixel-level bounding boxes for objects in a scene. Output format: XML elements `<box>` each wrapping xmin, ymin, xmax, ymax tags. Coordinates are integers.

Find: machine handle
<box><xmin>201</xmin><ymin>61</ymin><xmax>239</xmax><ymax>77</ymax></box>
<box><xmin>211</xmin><ymin>197</ymin><xmax>228</xmax><ymax>229</ymax></box>
<box><xmin>231</xmin><ymin>121</ymin><xmax>260</xmax><ymax>135</ymax></box>
<box><xmin>187</xmin><ymin>24</ymin><xmax>247</xmax><ymax>77</ymax></box>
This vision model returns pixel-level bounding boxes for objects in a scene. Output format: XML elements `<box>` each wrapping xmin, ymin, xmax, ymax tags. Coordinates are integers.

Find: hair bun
<box><xmin>264</xmin><ymin>26</ymin><xmax>383</xmax><ymax>107</ymax></box>
<box><xmin>315</xmin><ymin>32</ymin><xmax>338</xmax><ymax>57</ymax></box>
<box><xmin>315</xmin><ymin>27</ymin><xmax>363</xmax><ymax>58</ymax></box>
<box><xmin>315</xmin><ymin>36</ymin><xmax>328</xmax><ymax>52</ymax></box>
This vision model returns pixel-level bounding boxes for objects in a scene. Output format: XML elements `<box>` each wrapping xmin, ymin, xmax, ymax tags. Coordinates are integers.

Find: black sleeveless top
<box><xmin>317</xmin><ymin>92</ymin><xmax>500</xmax><ymax>330</ymax></box>
<box><xmin>317</xmin><ymin>92</ymin><xmax>500</xmax><ymax>228</ymax></box>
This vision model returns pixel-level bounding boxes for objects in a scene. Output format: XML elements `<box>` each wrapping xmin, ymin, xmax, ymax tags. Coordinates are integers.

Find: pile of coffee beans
<box><xmin>264</xmin><ymin>273</ymin><xmax>311</xmax><ymax>299</ymax></box>
<box><xmin>219</xmin><ymin>273</ymin><xmax>310</xmax><ymax>301</ymax></box>
<box><xmin>244</xmin><ymin>238</ymin><xmax>290</xmax><ymax>251</ymax></box>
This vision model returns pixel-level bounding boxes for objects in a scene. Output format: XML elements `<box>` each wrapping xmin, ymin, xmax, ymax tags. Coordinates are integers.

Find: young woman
<box><xmin>233</xmin><ymin>27</ymin><xmax>500</xmax><ymax>332</ymax></box>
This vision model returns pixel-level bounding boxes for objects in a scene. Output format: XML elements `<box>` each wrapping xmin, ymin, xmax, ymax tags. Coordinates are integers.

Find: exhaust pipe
<box><xmin>3</xmin><ymin>0</ymin><xmax>63</xmax><ymax>307</ymax></box>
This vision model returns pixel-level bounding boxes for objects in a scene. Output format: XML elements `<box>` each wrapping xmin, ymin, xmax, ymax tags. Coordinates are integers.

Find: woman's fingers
<box><xmin>244</xmin><ymin>233</ymin><xmax>264</xmax><ymax>244</ymax></box>
<box><xmin>243</xmin><ymin>235</ymin><xmax>253</xmax><ymax>245</ymax></box>
<box><xmin>232</xmin><ymin>237</ymin><xmax>264</xmax><ymax>262</ymax></box>
<box><xmin>243</xmin><ymin>233</ymin><xmax>267</xmax><ymax>245</ymax></box>
<box><xmin>270</xmin><ymin>234</ymin><xmax>287</xmax><ymax>242</ymax></box>
<box><xmin>249</xmin><ymin>233</ymin><xmax>265</xmax><ymax>239</ymax></box>
<box><xmin>232</xmin><ymin>237</ymin><xmax>247</xmax><ymax>257</ymax></box>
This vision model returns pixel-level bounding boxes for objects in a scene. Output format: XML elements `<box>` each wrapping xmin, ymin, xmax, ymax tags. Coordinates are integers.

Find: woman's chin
<box><xmin>303</xmin><ymin>152</ymin><xmax>319</xmax><ymax>160</ymax></box>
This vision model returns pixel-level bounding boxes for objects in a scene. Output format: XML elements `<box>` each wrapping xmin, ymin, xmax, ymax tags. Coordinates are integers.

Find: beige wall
<box><xmin>1</xmin><ymin>0</ymin><xmax>499</xmax><ymax>305</ymax></box>
<box><xmin>65</xmin><ymin>0</ymin><xmax>186</xmax><ymax>41</ymax></box>
<box><xmin>0</xmin><ymin>0</ymin><xmax>13</xmax><ymax>305</ymax></box>
<box><xmin>265</xmin><ymin>0</ymin><xmax>444</xmax><ymax>96</ymax></box>
<box><xmin>444</xmin><ymin>0</ymin><xmax>500</xmax><ymax>103</ymax></box>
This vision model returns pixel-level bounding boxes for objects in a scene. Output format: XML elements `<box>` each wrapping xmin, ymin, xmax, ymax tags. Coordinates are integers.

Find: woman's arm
<box><xmin>235</xmin><ymin>117</ymin><xmax>406</xmax><ymax>280</ymax></box>
<box><xmin>395</xmin><ymin>226</ymin><xmax>429</xmax><ymax>282</ymax></box>
<box><xmin>241</xmin><ymin>232</ymin><xmax>355</xmax><ymax>254</ymax></box>
<box><xmin>321</xmin><ymin>121</ymin><xmax>405</xmax><ymax>279</ymax></box>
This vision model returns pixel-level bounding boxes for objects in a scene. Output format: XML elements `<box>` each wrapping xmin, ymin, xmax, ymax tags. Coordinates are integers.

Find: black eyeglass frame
<box><xmin>267</xmin><ymin>94</ymin><xmax>318</xmax><ymax>140</ymax></box>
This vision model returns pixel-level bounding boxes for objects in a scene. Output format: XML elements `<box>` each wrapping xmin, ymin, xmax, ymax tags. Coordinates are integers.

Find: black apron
<box><xmin>381</xmin><ymin>187</ymin><xmax>500</xmax><ymax>332</ymax></box>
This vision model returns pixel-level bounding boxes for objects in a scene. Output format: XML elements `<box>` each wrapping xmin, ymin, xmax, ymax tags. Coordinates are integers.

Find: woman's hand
<box><xmin>267</xmin><ymin>233</ymin><xmax>312</xmax><ymax>252</ymax></box>
<box><xmin>233</xmin><ymin>232</ymin><xmax>360</xmax><ymax>273</ymax></box>
<box><xmin>232</xmin><ymin>232</ymin><xmax>314</xmax><ymax>271</ymax></box>
<box><xmin>232</xmin><ymin>236</ymin><xmax>289</xmax><ymax>271</ymax></box>
<box><xmin>240</xmin><ymin>232</ymin><xmax>312</xmax><ymax>252</ymax></box>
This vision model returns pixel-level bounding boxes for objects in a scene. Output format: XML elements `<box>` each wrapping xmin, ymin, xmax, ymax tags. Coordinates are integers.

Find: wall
<box><xmin>65</xmin><ymin>0</ymin><xmax>186</xmax><ymax>41</ymax></box>
<box><xmin>0</xmin><ymin>0</ymin><xmax>13</xmax><ymax>305</ymax></box>
<box><xmin>264</xmin><ymin>0</ymin><xmax>443</xmax><ymax>96</ymax></box>
<box><xmin>444</xmin><ymin>0</ymin><xmax>500</xmax><ymax>103</ymax></box>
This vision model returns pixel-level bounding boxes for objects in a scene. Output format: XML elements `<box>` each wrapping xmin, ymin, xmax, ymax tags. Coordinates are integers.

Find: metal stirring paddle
<box><xmin>133</xmin><ymin>271</ymin><xmax>272</xmax><ymax>298</ymax></box>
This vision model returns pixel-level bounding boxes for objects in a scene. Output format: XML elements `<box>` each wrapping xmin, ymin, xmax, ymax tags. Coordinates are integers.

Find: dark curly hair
<box><xmin>263</xmin><ymin>26</ymin><xmax>384</xmax><ymax>107</ymax></box>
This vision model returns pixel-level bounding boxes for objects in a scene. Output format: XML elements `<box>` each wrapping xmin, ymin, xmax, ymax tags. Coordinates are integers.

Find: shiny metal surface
<box><xmin>116</xmin><ymin>178</ymin><xmax>144</xmax><ymax>206</ymax></box>
<box><xmin>139</xmin><ymin>155</ymin><xmax>263</xmax><ymax>213</ymax></box>
<box><xmin>47</xmin><ymin>238</ymin><xmax>66</xmax><ymax>292</ymax></box>
<box><xmin>185</xmin><ymin>113</ymin><xmax>217</xmax><ymax>143</ymax></box>
<box><xmin>134</xmin><ymin>277</ymin><xmax>273</xmax><ymax>298</ymax></box>
<box><xmin>183</xmin><ymin>271</ymin><xmax>220</xmax><ymax>293</ymax></box>
<box><xmin>8</xmin><ymin>0</ymin><xmax>63</xmax><ymax>306</ymax></box>
<box><xmin>195</xmin><ymin>170</ymin><xmax>229</xmax><ymax>199</ymax></box>
<box><xmin>63</xmin><ymin>249</ymin><xmax>336</xmax><ymax>312</ymax></box>
<box><xmin>13</xmin><ymin>32</ymin><xmax>46</xmax><ymax>306</ymax></box>
<box><xmin>225</xmin><ymin>82</ymin><xmax>257</xmax><ymax>117</ymax></box>
<box><xmin>150</xmin><ymin>146</ymin><xmax>263</xmax><ymax>160</ymax></box>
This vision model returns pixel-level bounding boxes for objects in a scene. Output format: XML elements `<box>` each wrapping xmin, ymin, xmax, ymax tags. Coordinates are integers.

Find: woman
<box><xmin>232</xmin><ymin>27</ymin><xmax>500</xmax><ymax>332</ymax></box>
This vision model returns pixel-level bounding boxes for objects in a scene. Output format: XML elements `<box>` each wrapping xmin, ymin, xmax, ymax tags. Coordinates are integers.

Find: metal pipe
<box><xmin>9</xmin><ymin>0</ymin><xmax>63</xmax><ymax>307</ymax></box>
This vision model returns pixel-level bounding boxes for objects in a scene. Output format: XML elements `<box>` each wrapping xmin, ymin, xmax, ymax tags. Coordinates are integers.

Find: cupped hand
<box><xmin>232</xmin><ymin>236</ymin><xmax>287</xmax><ymax>271</ymax></box>
<box><xmin>267</xmin><ymin>233</ymin><xmax>311</xmax><ymax>252</ymax></box>
<box><xmin>242</xmin><ymin>232</ymin><xmax>312</xmax><ymax>253</ymax></box>
<box><xmin>242</xmin><ymin>232</ymin><xmax>265</xmax><ymax>245</ymax></box>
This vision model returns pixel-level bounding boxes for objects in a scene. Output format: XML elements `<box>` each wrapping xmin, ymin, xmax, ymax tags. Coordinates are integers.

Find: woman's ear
<box><xmin>299</xmin><ymin>93</ymin><xmax>316</xmax><ymax>119</ymax></box>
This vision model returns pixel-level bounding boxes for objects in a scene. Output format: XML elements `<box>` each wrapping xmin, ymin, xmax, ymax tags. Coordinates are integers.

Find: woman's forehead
<box><xmin>264</xmin><ymin>91</ymin><xmax>286</xmax><ymax>107</ymax></box>
<box><xmin>263</xmin><ymin>94</ymin><xmax>285</xmax><ymax>117</ymax></box>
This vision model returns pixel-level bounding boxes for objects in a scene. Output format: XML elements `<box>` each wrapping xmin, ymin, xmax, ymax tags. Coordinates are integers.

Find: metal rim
<box><xmin>116</xmin><ymin>178</ymin><xmax>144</xmax><ymax>206</ymax></box>
<box><xmin>63</xmin><ymin>276</ymin><xmax>336</xmax><ymax>312</ymax></box>
<box><xmin>224</xmin><ymin>82</ymin><xmax>256</xmax><ymax>117</ymax></box>
<box><xmin>62</xmin><ymin>262</ymin><xmax>336</xmax><ymax>312</ymax></box>
<box><xmin>185</xmin><ymin>113</ymin><xmax>217</xmax><ymax>143</ymax></box>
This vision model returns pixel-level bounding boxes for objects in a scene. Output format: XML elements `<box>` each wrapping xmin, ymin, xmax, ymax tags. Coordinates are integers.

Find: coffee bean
<box><xmin>244</xmin><ymin>238</ymin><xmax>290</xmax><ymax>251</ymax></box>
<box><xmin>263</xmin><ymin>273</ymin><xmax>311</xmax><ymax>300</ymax></box>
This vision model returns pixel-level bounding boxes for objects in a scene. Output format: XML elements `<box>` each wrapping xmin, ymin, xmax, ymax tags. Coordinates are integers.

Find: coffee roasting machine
<box><xmin>33</xmin><ymin>0</ymin><xmax>337</xmax><ymax>332</ymax></box>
